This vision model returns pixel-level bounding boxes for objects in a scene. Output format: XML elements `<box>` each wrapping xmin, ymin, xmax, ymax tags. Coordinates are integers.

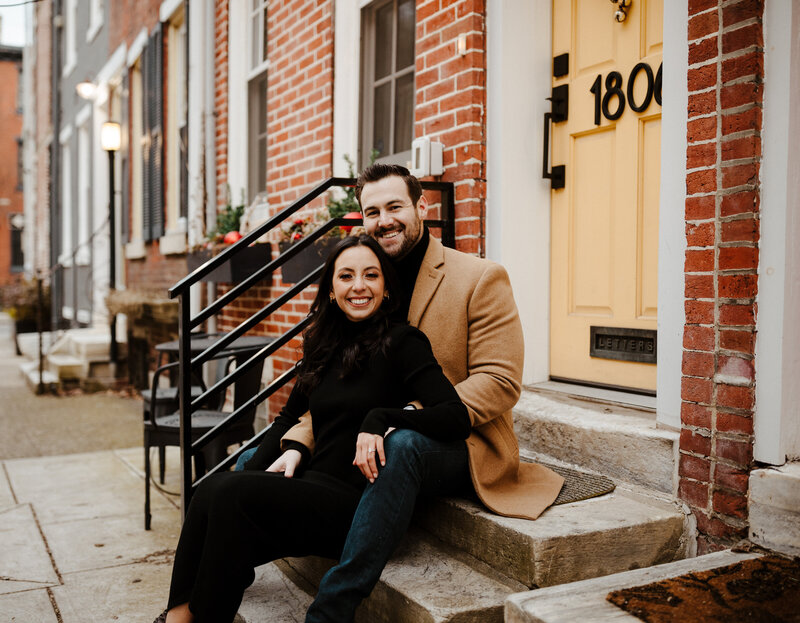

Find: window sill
<box><xmin>159</xmin><ymin>230</ymin><xmax>188</xmax><ymax>255</ymax></box>
<box><xmin>62</xmin><ymin>60</ymin><xmax>76</xmax><ymax>79</ymax></box>
<box><xmin>86</xmin><ymin>21</ymin><xmax>102</xmax><ymax>43</ymax></box>
<box><xmin>125</xmin><ymin>240</ymin><xmax>146</xmax><ymax>260</ymax></box>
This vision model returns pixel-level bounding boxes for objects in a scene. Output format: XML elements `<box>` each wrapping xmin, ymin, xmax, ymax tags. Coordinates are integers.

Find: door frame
<box><xmin>486</xmin><ymin>0</ymin><xmax>688</xmax><ymax>429</ymax></box>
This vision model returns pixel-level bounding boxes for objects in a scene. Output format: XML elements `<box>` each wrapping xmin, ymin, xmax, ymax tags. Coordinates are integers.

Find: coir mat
<box><xmin>606</xmin><ymin>554</ymin><xmax>800</xmax><ymax>622</ymax></box>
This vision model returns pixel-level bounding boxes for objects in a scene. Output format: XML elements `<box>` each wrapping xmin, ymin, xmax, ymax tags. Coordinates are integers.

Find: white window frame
<box><xmin>87</xmin><ymin>0</ymin><xmax>104</xmax><ymax>43</ymax></box>
<box><xmin>76</xmin><ymin>114</ymin><xmax>91</xmax><ymax>266</ymax></box>
<box><xmin>161</xmin><ymin>7</ymin><xmax>188</xmax><ymax>254</ymax></box>
<box><xmin>125</xmin><ymin>59</ymin><xmax>146</xmax><ymax>259</ymax></box>
<box><xmin>63</xmin><ymin>0</ymin><xmax>77</xmax><ymax>77</ymax></box>
<box><xmin>59</xmin><ymin>127</ymin><xmax>73</xmax><ymax>267</ymax></box>
<box><xmin>360</xmin><ymin>0</ymin><xmax>415</xmax><ymax>167</ymax></box>
<box><xmin>246</xmin><ymin>0</ymin><xmax>269</xmax><ymax>204</ymax></box>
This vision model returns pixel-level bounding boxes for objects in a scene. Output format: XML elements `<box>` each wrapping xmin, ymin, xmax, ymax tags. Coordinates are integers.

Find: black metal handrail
<box><xmin>168</xmin><ymin>176</ymin><xmax>455</xmax><ymax>519</ymax></box>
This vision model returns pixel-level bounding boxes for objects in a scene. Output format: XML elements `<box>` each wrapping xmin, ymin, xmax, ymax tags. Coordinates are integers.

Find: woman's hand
<box><xmin>353</xmin><ymin>432</ymin><xmax>386</xmax><ymax>483</ymax></box>
<box><xmin>266</xmin><ymin>449</ymin><xmax>302</xmax><ymax>478</ymax></box>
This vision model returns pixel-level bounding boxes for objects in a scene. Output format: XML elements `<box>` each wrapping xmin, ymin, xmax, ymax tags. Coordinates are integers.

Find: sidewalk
<box><xmin>0</xmin><ymin>314</ymin><xmax>311</xmax><ymax>622</ymax></box>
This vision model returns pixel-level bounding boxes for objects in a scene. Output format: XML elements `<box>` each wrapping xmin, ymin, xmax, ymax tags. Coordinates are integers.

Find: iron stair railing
<box><xmin>167</xmin><ymin>176</ymin><xmax>455</xmax><ymax>520</ymax></box>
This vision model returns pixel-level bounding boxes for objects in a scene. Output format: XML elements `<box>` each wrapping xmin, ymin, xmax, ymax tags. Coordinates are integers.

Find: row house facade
<box><xmin>0</xmin><ymin>44</ymin><xmax>24</xmax><ymax>289</ymax></box>
<box><xmin>25</xmin><ymin>0</ymin><xmax>799</xmax><ymax>558</ymax></box>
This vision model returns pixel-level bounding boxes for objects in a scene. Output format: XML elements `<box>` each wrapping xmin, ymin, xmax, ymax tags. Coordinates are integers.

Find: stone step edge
<box><xmin>504</xmin><ymin>550</ymin><xmax>761</xmax><ymax>623</ymax></box>
<box><xmin>513</xmin><ymin>389</ymin><xmax>678</xmax><ymax>494</ymax></box>
<box><xmin>274</xmin><ymin>530</ymin><xmax>525</xmax><ymax>623</ymax></box>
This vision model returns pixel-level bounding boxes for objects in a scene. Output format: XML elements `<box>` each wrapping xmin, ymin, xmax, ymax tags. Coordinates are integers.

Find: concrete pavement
<box><xmin>0</xmin><ymin>313</ymin><xmax>311</xmax><ymax>622</ymax></box>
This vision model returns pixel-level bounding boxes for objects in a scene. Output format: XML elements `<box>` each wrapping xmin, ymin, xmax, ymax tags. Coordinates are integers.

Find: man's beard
<box><xmin>376</xmin><ymin>222</ymin><xmax>421</xmax><ymax>259</ymax></box>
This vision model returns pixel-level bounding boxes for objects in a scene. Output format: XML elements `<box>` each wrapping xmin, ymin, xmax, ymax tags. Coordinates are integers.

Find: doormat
<box><xmin>606</xmin><ymin>554</ymin><xmax>800</xmax><ymax>622</ymax></box>
<box><xmin>539</xmin><ymin>461</ymin><xmax>616</xmax><ymax>506</ymax></box>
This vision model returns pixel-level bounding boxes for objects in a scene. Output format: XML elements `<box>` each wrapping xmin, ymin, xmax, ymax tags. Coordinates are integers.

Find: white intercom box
<box><xmin>410</xmin><ymin>137</ymin><xmax>444</xmax><ymax>177</ymax></box>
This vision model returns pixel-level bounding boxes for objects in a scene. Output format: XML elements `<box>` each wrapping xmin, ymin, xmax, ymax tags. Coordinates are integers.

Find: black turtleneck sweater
<box><xmin>392</xmin><ymin>227</ymin><xmax>430</xmax><ymax>321</ymax></box>
<box><xmin>243</xmin><ymin>321</ymin><xmax>469</xmax><ymax>491</ymax></box>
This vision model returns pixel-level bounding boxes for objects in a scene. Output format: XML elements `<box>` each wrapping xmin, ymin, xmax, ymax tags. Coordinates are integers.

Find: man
<box><xmin>277</xmin><ymin>164</ymin><xmax>564</xmax><ymax>622</ymax></box>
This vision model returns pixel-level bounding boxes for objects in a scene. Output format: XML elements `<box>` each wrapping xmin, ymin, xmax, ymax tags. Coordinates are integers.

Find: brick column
<box><xmin>680</xmin><ymin>0</ymin><xmax>763</xmax><ymax>553</ymax></box>
<box><xmin>215</xmin><ymin>0</ymin><xmax>229</xmax><ymax>206</ymax></box>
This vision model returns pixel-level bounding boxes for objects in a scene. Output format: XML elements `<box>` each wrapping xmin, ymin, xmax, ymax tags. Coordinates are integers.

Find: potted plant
<box><xmin>186</xmin><ymin>201</ymin><xmax>271</xmax><ymax>283</ymax></box>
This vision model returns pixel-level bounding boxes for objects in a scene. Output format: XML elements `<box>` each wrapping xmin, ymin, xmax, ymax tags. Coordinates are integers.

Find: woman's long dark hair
<box><xmin>294</xmin><ymin>235</ymin><xmax>403</xmax><ymax>393</ymax></box>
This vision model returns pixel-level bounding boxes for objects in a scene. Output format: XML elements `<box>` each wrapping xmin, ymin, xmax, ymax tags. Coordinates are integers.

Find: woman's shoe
<box><xmin>152</xmin><ymin>609</ymin><xmax>168</xmax><ymax>623</ymax></box>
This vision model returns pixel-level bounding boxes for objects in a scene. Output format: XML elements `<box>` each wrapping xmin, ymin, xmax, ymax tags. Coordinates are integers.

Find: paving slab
<box><xmin>51</xmin><ymin>560</ymin><xmax>174</xmax><ymax>623</ymax></box>
<box><xmin>114</xmin><ymin>445</ymin><xmax>184</xmax><ymax>504</ymax></box>
<box><xmin>43</xmin><ymin>507</ymin><xmax>180</xmax><ymax>574</ymax></box>
<box><xmin>0</xmin><ymin>588</ymin><xmax>60</xmax><ymax>623</ymax></box>
<box><xmin>238</xmin><ymin>563</ymin><xmax>314</xmax><ymax>623</ymax></box>
<box><xmin>417</xmin><ymin>489</ymin><xmax>687</xmax><ymax>588</ymax></box>
<box><xmin>505</xmin><ymin>550</ymin><xmax>760</xmax><ymax>623</ymax></box>
<box><xmin>4</xmin><ymin>450</ymin><xmax>174</xmax><ymax>525</ymax></box>
<box><xmin>0</xmin><ymin>464</ymin><xmax>16</xmax><ymax>510</ymax></box>
<box><xmin>0</xmin><ymin>504</ymin><xmax>60</xmax><ymax>595</ymax></box>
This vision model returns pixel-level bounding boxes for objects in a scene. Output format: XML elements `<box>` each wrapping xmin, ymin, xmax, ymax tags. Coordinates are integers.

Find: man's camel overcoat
<box><xmin>282</xmin><ymin>236</ymin><xmax>564</xmax><ymax>520</ymax></box>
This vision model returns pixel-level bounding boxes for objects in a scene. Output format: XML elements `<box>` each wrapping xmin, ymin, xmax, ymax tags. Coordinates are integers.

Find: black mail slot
<box><xmin>590</xmin><ymin>326</ymin><xmax>657</xmax><ymax>364</ymax></box>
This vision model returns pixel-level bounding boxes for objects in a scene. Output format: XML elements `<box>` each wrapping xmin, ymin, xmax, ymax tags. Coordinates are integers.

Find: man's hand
<box><xmin>354</xmin><ymin>432</ymin><xmax>386</xmax><ymax>483</ymax></box>
<box><xmin>267</xmin><ymin>449</ymin><xmax>302</xmax><ymax>477</ymax></box>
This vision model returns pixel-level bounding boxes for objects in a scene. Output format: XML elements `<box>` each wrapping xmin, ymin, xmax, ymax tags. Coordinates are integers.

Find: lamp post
<box><xmin>101</xmin><ymin>121</ymin><xmax>121</xmax><ymax>367</ymax></box>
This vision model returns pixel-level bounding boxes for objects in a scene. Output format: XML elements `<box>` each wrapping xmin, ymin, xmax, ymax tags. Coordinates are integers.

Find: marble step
<box><xmin>513</xmin><ymin>388</ymin><xmax>679</xmax><ymax>494</ymax></box>
<box><xmin>415</xmin><ymin>483</ymin><xmax>688</xmax><ymax>589</ymax></box>
<box><xmin>270</xmin><ymin>532</ymin><xmax>523</xmax><ymax>623</ymax></box>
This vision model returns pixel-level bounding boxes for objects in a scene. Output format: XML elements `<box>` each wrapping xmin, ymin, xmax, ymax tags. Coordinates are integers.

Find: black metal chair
<box><xmin>143</xmin><ymin>354</ymin><xmax>265</xmax><ymax>529</ymax></box>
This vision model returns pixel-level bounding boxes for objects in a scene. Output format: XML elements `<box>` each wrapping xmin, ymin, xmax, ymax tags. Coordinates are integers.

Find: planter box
<box><xmin>278</xmin><ymin>238</ymin><xmax>340</xmax><ymax>284</ymax></box>
<box><xmin>186</xmin><ymin>244</ymin><xmax>272</xmax><ymax>283</ymax></box>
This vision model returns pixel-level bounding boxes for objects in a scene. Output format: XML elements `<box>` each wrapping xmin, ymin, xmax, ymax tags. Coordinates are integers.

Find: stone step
<box><xmin>18</xmin><ymin>360</ymin><xmax>59</xmax><ymax>392</ymax></box>
<box><xmin>504</xmin><ymin>550</ymin><xmax>760</xmax><ymax>623</ymax></box>
<box><xmin>46</xmin><ymin>353</ymin><xmax>84</xmax><ymax>379</ymax></box>
<box><xmin>749</xmin><ymin>461</ymin><xmax>800</xmax><ymax>557</ymax></box>
<box><xmin>513</xmin><ymin>388</ymin><xmax>678</xmax><ymax>494</ymax></box>
<box><xmin>416</xmin><ymin>483</ymin><xmax>688</xmax><ymax>590</ymax></box>
<box><xmin>270</xmin><ymin>532</ymin><xmax>524</xmax><ymax>623</ymax></box>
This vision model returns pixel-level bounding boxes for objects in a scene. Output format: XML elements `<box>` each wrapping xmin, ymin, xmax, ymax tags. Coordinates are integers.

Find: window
<box><xmin>60</xmin><ymin>142</ymin><xmax>72</xmax><ymax>262</ymax></box>
<box><xmin>87</xmin><ymin>0</ymin><xmax>104</xmax><ymax>42</ymax></box>
<box><xmin>163</xmin><ymin>8</ymin><xmax>188</xmax><ymax>253</ymax></box>
<box><xmin>76</xmin><ymin>122</ymin><xmax>90</xmax><ymax>264</ymax></box>
<box><xmin>63</xmin><ymin>0</ymin><xmax>77</xmax><ymax>76</ymax></box>
<box><xmin>16</xmin><ymin>137</ymin><xmax>23</xmax><ymax>190</ymax></box>
<box><xmin>248</xmin><ymin>0</ymin><xmax>269</xmax><ymax>202</ymax></box>
<box><xmin>126</xmin><ymin>60</ymin><xmax>145</xmax><ymax>258</ymax></box>
<box><xmin>361</xmin><ymin>0</ymin><xmax>415</xmax><ymax>166</ymax></box>
<box><xmin>142</xmin><ymin>25</ymin><xmax>165</xmax><ymax>242</ymax></box>
<box><xmin>9</xmin><ymin>214</ymin><xmax>24</xmax><ymax>272</ymax></box>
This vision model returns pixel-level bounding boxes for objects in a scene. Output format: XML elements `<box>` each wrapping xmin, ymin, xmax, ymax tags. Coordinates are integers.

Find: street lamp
<box><xmin>101</xmin><ymin>121</ymin><xmax>121</xmax><ymax>367</ymax></box>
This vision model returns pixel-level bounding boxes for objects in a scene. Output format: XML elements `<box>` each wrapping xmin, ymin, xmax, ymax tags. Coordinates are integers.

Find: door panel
<box><xmin>550</xmin><ymin>0</ymin><xmax>662</xmax><ymax>392</ymax></box>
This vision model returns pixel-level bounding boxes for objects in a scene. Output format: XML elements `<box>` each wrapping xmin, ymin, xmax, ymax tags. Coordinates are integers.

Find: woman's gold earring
<box><xmin>329</xmin><ymin>292</ymin><xmax>335</xmax><ymax>302</ymax></box>
<box><xmin>384</xmin><ymin>292</ymin><xmax>390</xmax><ymax>300</ymax></box>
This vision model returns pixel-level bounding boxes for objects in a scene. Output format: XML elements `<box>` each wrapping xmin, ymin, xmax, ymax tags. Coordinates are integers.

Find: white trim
<box><xmin>125</xmin><ymin>239</ymin><xmax>146</xmax><ymax>259</ymax></box>
<box><xmin>97</xmin><ymin>43</ymin><xmax>127</xmax><ymax>86</ymax></box>
<box><xmin>86</xmin><ymin>0</ymin><xmax>104</xmax><ymax>43</ymax></box>
<box><xmin>127</xmin><ymin>28</ymin><xmax>150</xmax><ymax>67</ymax></box>
<box><xmin>160</xmin><ymin>0</ymin><xmax>184</xmax><ymax>22</ymax></box>
<box><xmin>333</xmin><ymin>0</ymin><xmax>361</xmax><ymax>175</ymax></box>
<box><xmin>59</xmin><ymin>123</ymin><xmax>74</xmax><ymax>145</ymax></box>
<box><xmin>486</xmin><ymin>0</ymin><xmax>552</xmax><ymax>385</ymax></box>
<box><xmin>159</xmin><ymin>231</ymin><xmax>188</xmax><ymax>255</ymax></box>
<box><xmin>657</xmin><ymin>0</ymin><xmax>689</xmax><ymax>431</ymax></box>
<box><xmin>754</xmin><ymin>1</ymin><xmax>800</xmax><ymax>464</ymax></box>
<box><xmin>62</xmin><ymin>306</ymin><xmax>74</xmax><ymax>320</ymax></box>
<box><xmin>75</xmin><ymin>104</ymin><xmax>92</xmax><ymax>127</ymax></box>
<box><xmin>76</xmin><ymin>309</ymin><xmax>92</xmax><ymax>324</ymax></box>
<box><xmin>228</xmin><ymin>0</ymin><xmax>248</xmax><ymax>201</ymax></box>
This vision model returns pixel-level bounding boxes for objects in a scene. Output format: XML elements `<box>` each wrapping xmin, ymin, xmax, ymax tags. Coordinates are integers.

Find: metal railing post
<box><xmin>178</xmin><ymin>289</ymin><xmax>194</xmax><ymax>519</ymax></box>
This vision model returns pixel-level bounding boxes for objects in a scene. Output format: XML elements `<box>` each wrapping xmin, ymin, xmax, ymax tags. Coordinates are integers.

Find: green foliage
<box><xmin>206</xmin><ymin>203</ymin><xmax>245</xmax><ymax>243</ymax></box>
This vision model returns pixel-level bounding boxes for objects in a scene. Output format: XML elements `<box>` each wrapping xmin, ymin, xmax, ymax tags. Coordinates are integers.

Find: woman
<box><xmin>157</xmin><ymin>235</ymin><xmax>471</xmax><ymax>623</ymax></box>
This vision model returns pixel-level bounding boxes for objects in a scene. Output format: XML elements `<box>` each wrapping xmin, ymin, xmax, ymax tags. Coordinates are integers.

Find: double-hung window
<box><xmin>361</xmin><ymin>0</ymin><xmax>415</xmax><ymax>166</ymax></box>
<box><xmin>248</xmin><ymin>0</ymin><xmax>269</xmax><ymax>203</ymax></box>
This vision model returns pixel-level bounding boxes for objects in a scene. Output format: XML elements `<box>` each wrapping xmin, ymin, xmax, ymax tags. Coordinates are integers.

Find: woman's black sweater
<box><xmin>243</xmin><ymin>323</ymin><xmax>470</xmax><ymax>491</ymax></box>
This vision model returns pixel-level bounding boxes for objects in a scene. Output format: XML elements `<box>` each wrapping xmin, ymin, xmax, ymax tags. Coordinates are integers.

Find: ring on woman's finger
<box><xmin>368</xmin><ymin>448</ymin><xmax>376</xmax><ymax>453</ymax></box>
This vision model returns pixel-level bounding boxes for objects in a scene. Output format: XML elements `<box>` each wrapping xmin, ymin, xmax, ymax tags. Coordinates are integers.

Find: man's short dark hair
<box><xmin>355</xmin><ymin>163</ymin><xmax>423</xmax><ymax>207</ymax></box>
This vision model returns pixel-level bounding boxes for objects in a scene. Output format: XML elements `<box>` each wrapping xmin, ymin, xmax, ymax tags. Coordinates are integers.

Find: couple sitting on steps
<box><xmin>154</xmin><ymin>164</ymin><xmax>564</xmax><ymax>623</ymax></box>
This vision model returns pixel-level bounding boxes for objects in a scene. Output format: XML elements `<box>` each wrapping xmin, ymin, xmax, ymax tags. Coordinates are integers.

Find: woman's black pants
<box><xmin>167</xmin><ymin>470</ymin><xmax>362</xmax><ymax>623</ymax></box>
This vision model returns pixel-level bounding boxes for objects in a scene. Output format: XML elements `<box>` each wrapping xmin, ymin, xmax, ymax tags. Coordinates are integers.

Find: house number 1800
<box><xmin>589</xmin><ymin>62</ymin><xmax>662</xmax><ymax>125</ymax></box>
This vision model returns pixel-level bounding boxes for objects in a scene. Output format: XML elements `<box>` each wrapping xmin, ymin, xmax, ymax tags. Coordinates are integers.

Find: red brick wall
<box><xmin>215</xmin><ymin>0</ymin><xmax>229</xmax><ymax>206</ymax></box>
<box><xmin>216</xmin><ymin>0</ymin><xmax>335</xmax><ymax>414</ymax></box>
<box><xmin>108</xmin><ymin>0</ymin><xmax>162</xmax><ymax>51</ymax></box>
<box><xmin>416</xmin><ymin>0</ymin><xmax>486</xmax><ymax>255</ymax></box>
<box><xmin>680</xmin><ymin>0</ymin><xmax>763</xmax><ymax>554</ymax></box>
<box><xmin>0</xmin><ymin>53</ymin><xmax>23</xmax><ymax>286</ymax></box>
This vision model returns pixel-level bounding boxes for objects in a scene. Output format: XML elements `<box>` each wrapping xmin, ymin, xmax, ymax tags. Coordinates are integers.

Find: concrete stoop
<box><xmin>504</xmin><ymin>550</ymin><xmax>760</xmax><ymax>622</ymax></box>
<box><xmin>749</xmin><ymin>461</ymin><xmax>800</xmax><ymax>557</ymax></box>
<box><xmin>239</xmin><ymin>388</ymin><xmax>689</xmax><ymax>622</ymax></box>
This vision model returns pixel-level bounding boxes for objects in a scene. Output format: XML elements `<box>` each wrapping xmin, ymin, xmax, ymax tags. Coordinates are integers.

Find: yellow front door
<box><xmin>549</xmin><ymin>0</ymin><xmax>662</xmax><ymax>392</ymax></box>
